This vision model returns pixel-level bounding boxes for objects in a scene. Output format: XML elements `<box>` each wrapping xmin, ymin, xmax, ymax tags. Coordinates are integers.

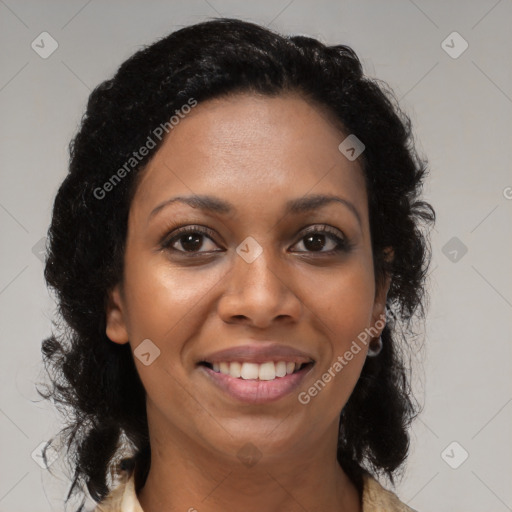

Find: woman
<box><xmin>39</xmin><ymin>17</ymin><xmax>435</xmax><ymax>512</ymax></box>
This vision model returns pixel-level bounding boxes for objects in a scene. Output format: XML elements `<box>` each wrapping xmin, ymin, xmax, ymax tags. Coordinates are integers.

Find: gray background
<box><xmin>1</xmin><ymin>1</ymin><xmax>511</xmax><ymax>511</ymax></box>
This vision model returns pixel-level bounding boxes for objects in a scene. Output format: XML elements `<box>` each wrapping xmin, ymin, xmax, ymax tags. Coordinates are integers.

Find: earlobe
<box><xmin>105</xmin><ymin>284</ymin><xmax>130</xmax><ymax>345</ymax></box>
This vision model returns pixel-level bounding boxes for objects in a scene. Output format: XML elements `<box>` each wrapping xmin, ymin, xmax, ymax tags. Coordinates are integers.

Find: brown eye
<box><xmin>291</xmin><ymin>225</ymin><xmax>350</xmax><ymax>254</ymax></box>
<box><xmin>162</xmin><ymin>226</ymin><xmax>221</xmax><ymax>254</ymax></box>
<box><xmin>302</xmin><ymin>233</ymin><xmax>334</xmax><ymax>252</ymax></box>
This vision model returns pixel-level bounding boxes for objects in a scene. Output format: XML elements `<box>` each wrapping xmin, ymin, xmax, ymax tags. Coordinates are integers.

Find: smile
<box><xmin>203</xmin><ymin>360</ymin><xmax>310</xmax><ymax>380</ymax></box>
<box><xmin>197</xmin><ymin>360</ymin><xmax>315</xmax><ymax>404</ymax></box>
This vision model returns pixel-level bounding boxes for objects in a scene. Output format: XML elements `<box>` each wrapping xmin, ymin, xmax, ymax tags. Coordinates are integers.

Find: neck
<box><xmin>136</xmin><ymin>415</ymin><xmax>362</xmax><ymax>512</ymax></box>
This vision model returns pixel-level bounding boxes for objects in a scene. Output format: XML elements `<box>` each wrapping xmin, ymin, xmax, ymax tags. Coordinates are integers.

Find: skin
<box><xmin>106</xmin><ymin>92</ymin><xmax>392</xmax><ymax>512</ymax></box>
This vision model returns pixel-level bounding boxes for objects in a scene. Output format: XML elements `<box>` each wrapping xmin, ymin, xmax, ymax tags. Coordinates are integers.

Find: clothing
<box><xmin>92</xmin><ymin>469</ymin><xmax>417</xmax><ymax>512</ymax></box>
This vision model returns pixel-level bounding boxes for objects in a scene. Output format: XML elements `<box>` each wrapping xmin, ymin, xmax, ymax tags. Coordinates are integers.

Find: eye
<box><xmin>161</xmin><ymin>225</ymin><xmax>222</xmax><ymax>254</ymax></box>
<box><xmin>160</xmin><ymin>223</ymin><xmax>351</xmax><ymax>256</ymax></box>
<box><xmin>290</xmin><ymin>225</ymin><xmax>350</xmax><ymax>254</ymax></box>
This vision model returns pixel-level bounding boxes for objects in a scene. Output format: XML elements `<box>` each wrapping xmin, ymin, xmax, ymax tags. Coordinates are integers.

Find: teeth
<box><xmin>240</xmin><ymin>362</ymin><xmax>259</xmax><ymax>379</ymax></box>
<box><xmin>229</xmin><ymin>361</ymin><xmax>241</xmax><ymax>378</ymax></box>
<box><xmin>258</xmin><ymin>361</ymin><xmax>275</xmax><ymax>381</ymax></box>
<box><xmin>275</xmin><ymin>361</ymin><xmax>287</xmax><ymax>377</ymax></box>
<box><xmin>210</xmin><ymin>361</ymin><xmax>306</xmax><ymax>380</ymax></box>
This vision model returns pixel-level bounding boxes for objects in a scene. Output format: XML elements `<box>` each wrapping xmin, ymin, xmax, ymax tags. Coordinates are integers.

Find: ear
<box><xmin>105</xmin><ymin>283</ymin><xmax>130</xmax><ymax>345</ymax></box>
<box><xmin>371</xmin><ymin>247</ymin><xmax>394</xmax><ymax>330</ymax></box>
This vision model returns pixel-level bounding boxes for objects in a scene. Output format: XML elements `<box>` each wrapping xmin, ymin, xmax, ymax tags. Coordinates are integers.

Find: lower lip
<box><xmin>198</xmin><ymin>363</ymin><xmax>314</xmax><ymax>404</ymax></box>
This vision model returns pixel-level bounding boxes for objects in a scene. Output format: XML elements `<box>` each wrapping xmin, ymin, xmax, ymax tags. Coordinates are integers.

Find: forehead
<box><xmin>131</xmin><ymin>92</ymin><xmax>368</xmax><ymax>222</ymax></box>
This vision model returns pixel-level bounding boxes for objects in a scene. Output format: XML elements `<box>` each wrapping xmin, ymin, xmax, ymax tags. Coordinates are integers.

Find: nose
<box><xmin>217</xmin><ymin>246</ymin><xmax>303</xmax><ymax>329</ymax></box>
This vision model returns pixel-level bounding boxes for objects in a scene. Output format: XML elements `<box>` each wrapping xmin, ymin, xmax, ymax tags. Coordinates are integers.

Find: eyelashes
<box><xmin>160</xmin><ymin>223</ymin><xmax>353</xmax><ymax>256</ymax></box>
<box><xmin>161</xmin><ymin>225</ymin><xmax>221</xmax><ymax>255</ymax></box>
<box><xmin>289</xmin><ymin>225</ymin><xmax>351</xmax><ymax>253</ymax></box>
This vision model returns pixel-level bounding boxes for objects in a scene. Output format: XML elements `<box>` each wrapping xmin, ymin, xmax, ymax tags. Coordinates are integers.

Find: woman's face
<box><xmin>106</xmin><ymin>92</ymin><xmax>390</xmax><ymax>464</ymax></box>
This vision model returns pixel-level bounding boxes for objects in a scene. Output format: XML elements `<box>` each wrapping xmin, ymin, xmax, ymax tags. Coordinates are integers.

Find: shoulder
<box><xmin>92</xmin><ymin>470</ymin><xmax>143</xmax><ymax>512</ymax></box>
<box><xmin>362</xmin><ymin>474</ymin><xmax>418</xmax><ymax>512</ymax></box>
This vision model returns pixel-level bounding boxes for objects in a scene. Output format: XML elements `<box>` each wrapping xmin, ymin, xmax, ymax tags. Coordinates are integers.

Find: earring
<box><xmin>367</xmin><ymin>335</ymin><xmax>383</xmax><ymax>357</ymax></box>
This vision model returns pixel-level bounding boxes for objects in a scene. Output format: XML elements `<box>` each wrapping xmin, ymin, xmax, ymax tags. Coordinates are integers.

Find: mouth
<box><xmin>197</xmin><ymin>360</ymin><xmax>315</xmax><ymax>404</ymax></box>
<box><xmin>198</xmin><ymin>360</ymin><xmax>314</xmax><ymax>380</ymax></box>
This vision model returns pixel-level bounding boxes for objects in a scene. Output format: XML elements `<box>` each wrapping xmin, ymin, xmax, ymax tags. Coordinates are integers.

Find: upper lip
<box><xmin>198</xmin><ymin>343</ymin><xmax>315</xmax><ymax>365</ymax></box>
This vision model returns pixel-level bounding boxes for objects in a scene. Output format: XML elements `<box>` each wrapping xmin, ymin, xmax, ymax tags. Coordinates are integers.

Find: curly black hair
<box><xmin>37</xmin><ymin>17</ymin><xmax>435</xmax><ymax>511</ymax></box>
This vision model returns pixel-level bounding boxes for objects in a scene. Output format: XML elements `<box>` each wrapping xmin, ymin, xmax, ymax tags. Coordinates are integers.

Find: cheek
<box><xmin>121</xmin><ymin>258</ymin><xmax>227</xmax><ymax>413</ymax></box>
<box><xmin>123</xmin><ymin>256</ymin><xmax>221</xmax><ymax>336</ymax></box>
<box><xmin>310</xmin><ymin>258</ymin><xmax>376</xmax><ymax>344</ymax></box>
<box><xmin>302</xmin><ymin>259</ymin><xmax>374</xmax><ymax>407</ymax></box>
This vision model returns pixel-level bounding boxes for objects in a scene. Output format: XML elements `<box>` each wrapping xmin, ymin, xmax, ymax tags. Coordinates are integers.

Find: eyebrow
<box><xmin>148</xmin><ymin>193</ymin><xmax>362</xmax><ymax>227</ymax></box>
